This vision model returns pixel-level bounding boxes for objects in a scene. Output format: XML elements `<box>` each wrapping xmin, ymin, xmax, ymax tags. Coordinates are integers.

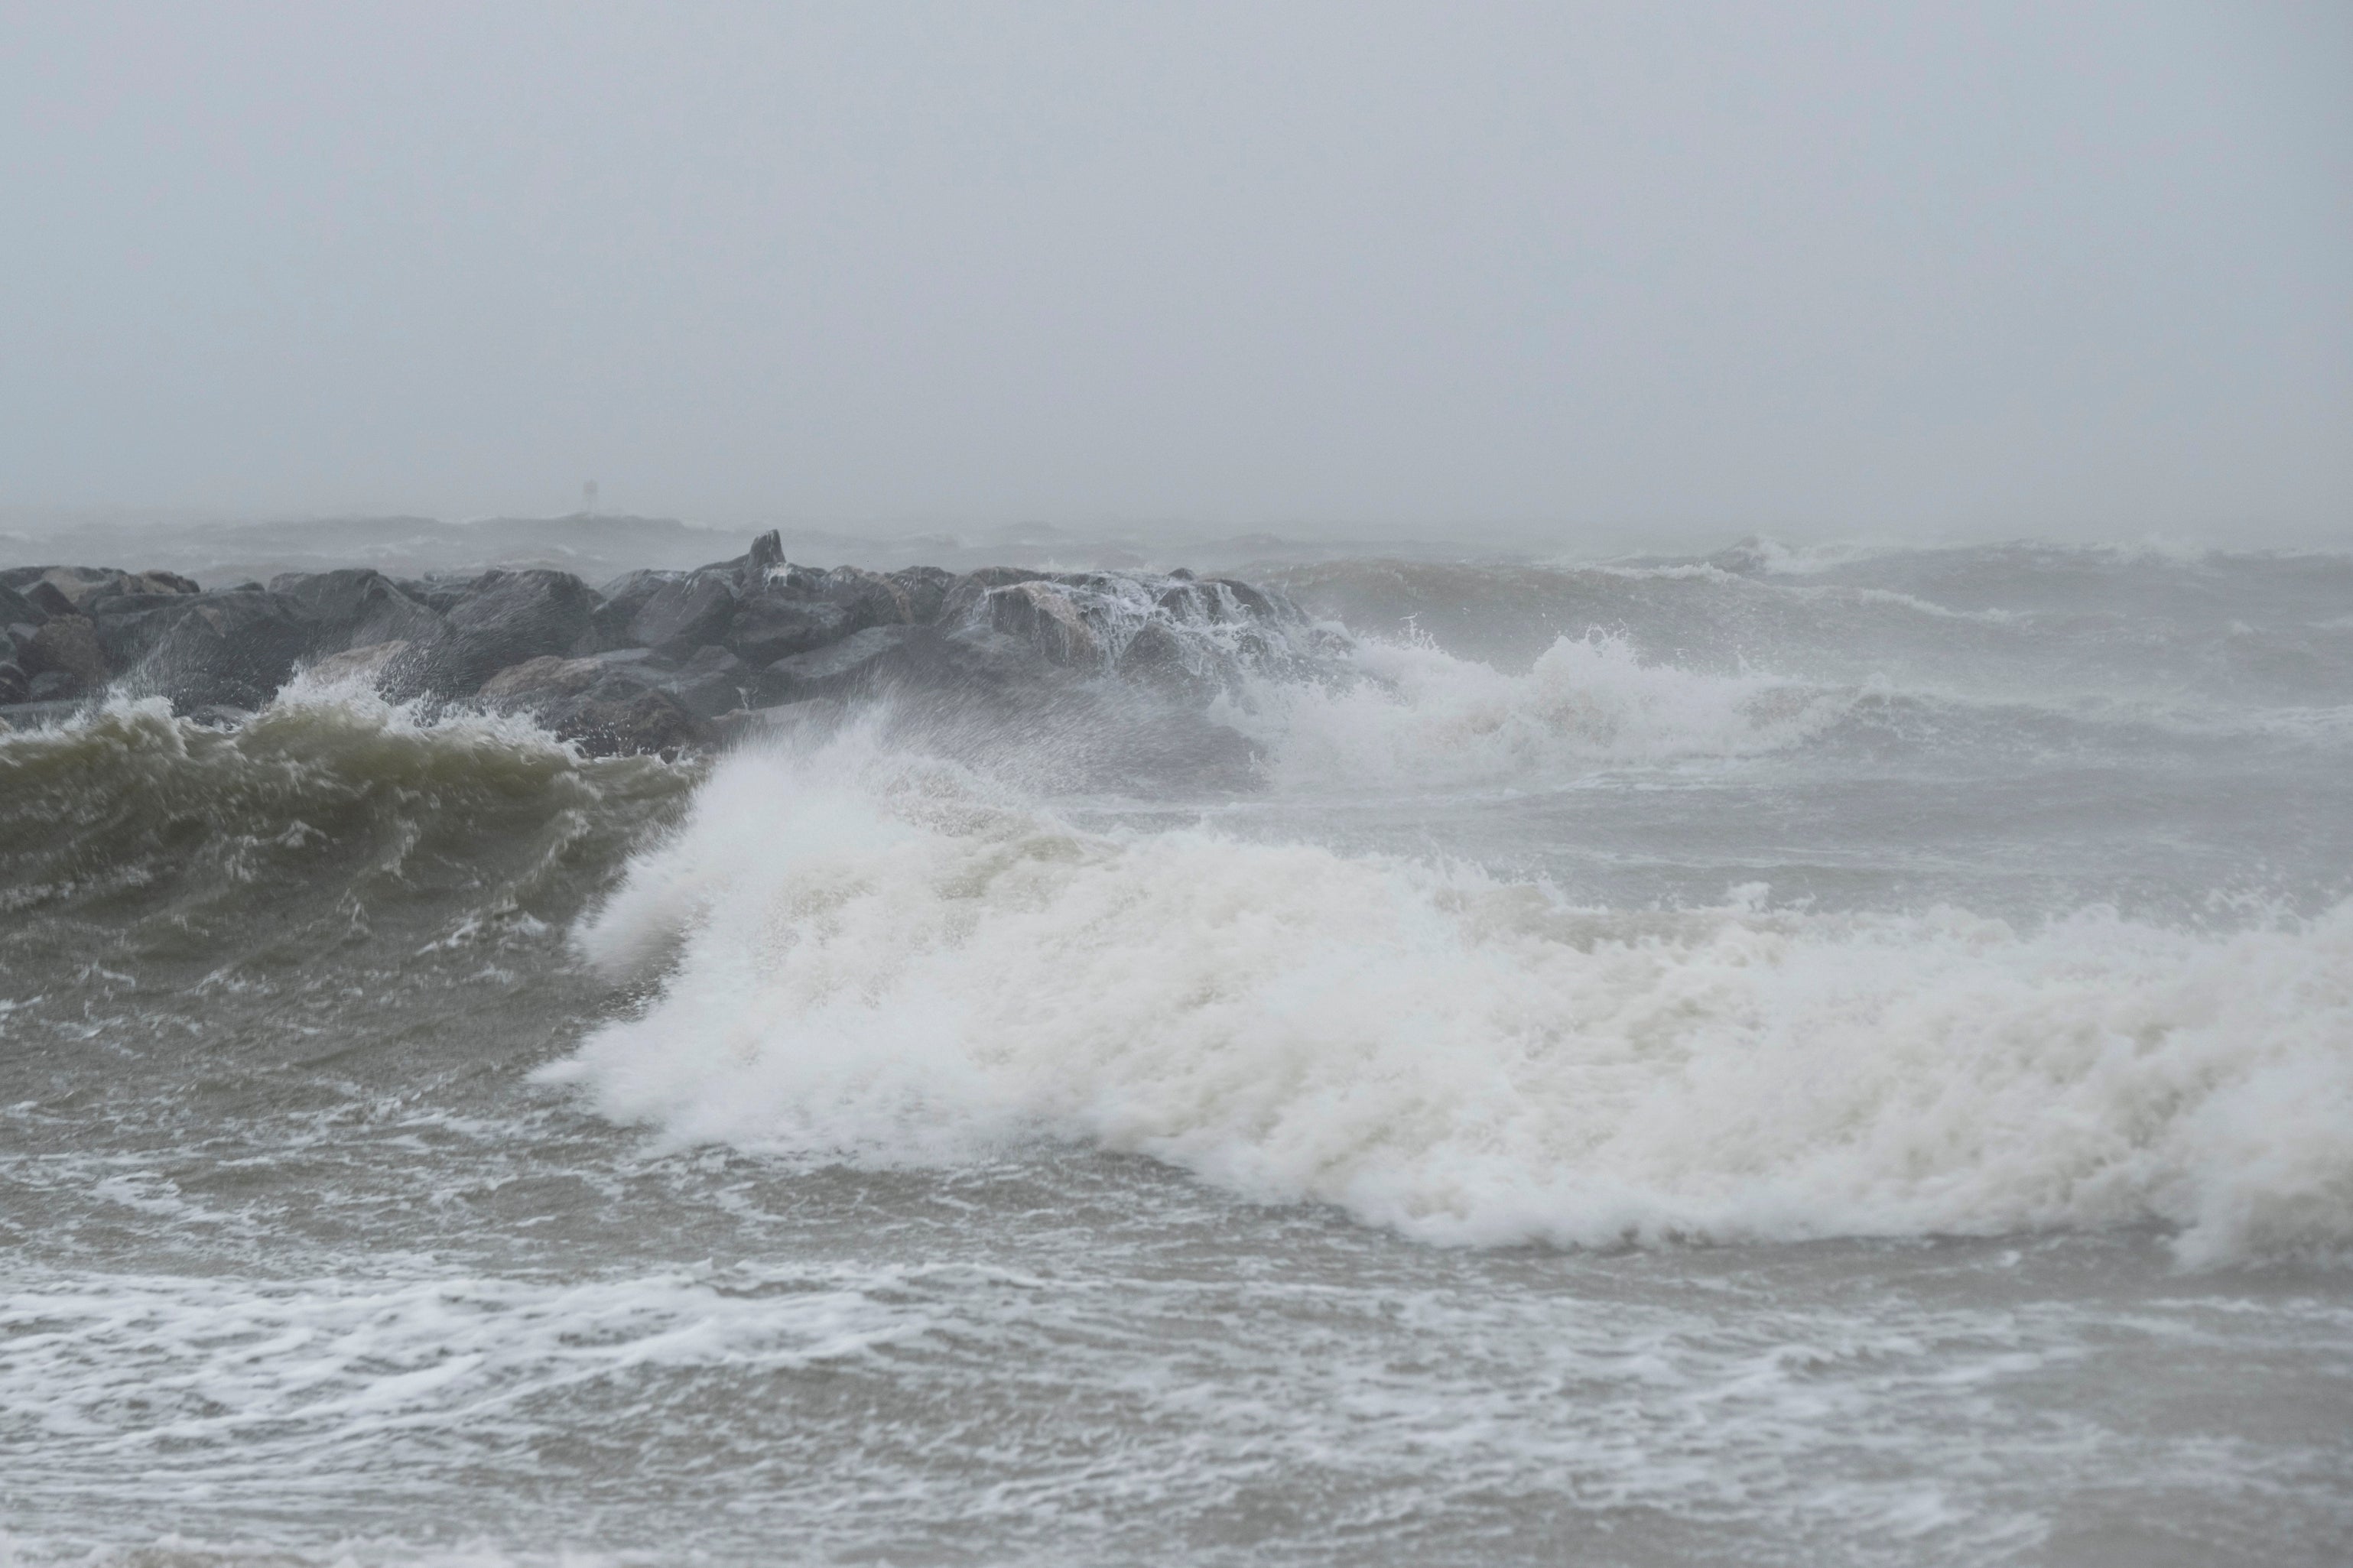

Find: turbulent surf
<box><xmin>4</xmin><ymin>538</ymin><xmax>2350</xmax><ymax>1566</ymax></box>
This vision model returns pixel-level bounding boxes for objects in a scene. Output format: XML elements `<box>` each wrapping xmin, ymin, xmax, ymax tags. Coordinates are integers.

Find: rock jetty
<box><xmin>0</xmin><ymin>531</ymin><xmax>1341</xmax><ymax>755</ymax></box>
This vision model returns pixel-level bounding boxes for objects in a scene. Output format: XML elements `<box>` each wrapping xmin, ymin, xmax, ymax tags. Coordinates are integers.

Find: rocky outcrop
<box><xmin>0</xmin><ymin>527</ymin><xmax>1345</xmax><ymax>752</ymax></box>
<box><xmin>268</xmin><ymin>569</ymin><xmax>443</xmax><ymax>653</ymax></box>
<box><xmin>391</xmin><ymin>569</ymin><xmax>600</xmax><ymax>698</ymax></box>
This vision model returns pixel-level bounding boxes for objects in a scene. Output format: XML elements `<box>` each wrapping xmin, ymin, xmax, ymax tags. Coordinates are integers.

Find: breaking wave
<box><xmin>1229</xmin><ymin>630</ymin><xmax>1851</xmax><ymax>787</ymax></box>
<box><xmin>547</xmin><ymin>729</ymin><xmax>2353</xmax><ymax>1268</ymax></box>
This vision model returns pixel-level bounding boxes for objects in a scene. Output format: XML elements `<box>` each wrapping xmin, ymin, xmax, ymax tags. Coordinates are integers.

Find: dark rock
<box><xmin>109</xmin><ymin>592</ymin><xmax>319</xmax><ymax>710</ymax></box>
<box><xmin>479</xmin><ymin>655</ymin><xmax>606</xmax><ymax>706</ymax></box>
<box><xmin>0</xmin><ymin>661</ymin><xmax>25</xmax><ymax>704</ymax></box>
<box><xmin>396</xmin><ymin>576</ymin><xmax>477</xmax><ymax>615</ymax></box>
<box><xmin>24</xmin><ymin>581</ymin><xmax>77</xmax><ymax>619</ymax></box>
<box><xmin>268</xmin><ymin>569</ymin><xmax>444</xmax><ymax>653</ymax></box>
<box><xmin>28</xmin><ymin>670</ymin><xmax>80</xmax><ymax>703</ymax></box>
<box><xmin>559</xmin><ymin>687</ymin><xmax>702</xmax><ymax>758</ymax></box>
<box><xmin>765</xmin><ymin>625</ymin><xmax>917</xmax><ymax>700</ymax></box>
<box><xmin>726</xmin><ymin>594</ymin><xmax>852</xmax><ymax>665</ymax></box>
<box><xmin>1115</xmin><ymin>618</ymin><xmax>1201</xmax><ymax>694</ymax></box>
<box><xmin>304</xmin><ymin>639</ymin><xmax>411</xmax><ymax>690</ymax></box>
<box><xmin>476</xmin><ymin>651</ymin><xmax>725</xmax><ymax>750</ymax></box>
<box><xmin>21</xmin><ymin>616</ymin><xmax>109</xmax><ymax>693</ymax></box>
<box><xmin>814</xmin><ymin>566</ymin><xmax>912</xmax><ymax>632</ymax></box>
<box><xmin>0</xmin><ymin>582</ymin><xmax>49</xmax><ymax>627</ymax></box>
<box><xmin>628</xmin><ymin>570</ymin><xmax>737</xmax><ymax>655</ymax></box>
<box><xmin>4</xmin><ymin>566</ymin><xmax>131</xmax><ymax>611</ymax></box>
<box><xmin>739</xmin><ymin>528</ymin><xmax>784</xmax><ymax>589</ymax></box>
<box><xmin>396</xmin><ymin>569</ymin><xmax>599</xmax><ymax>697</ymax></box>
<box><xmin>888</xmin><ymin>566</ymin><xmax>956</xmax><ymax>625</ymax></box>
<box><xmin>656</xmin><ymin>644</ymin><xmax>756</xmax><ymax>719</ymax></box>
<box><xmin>938</xmin><ymin>567</ymin><xmax>1049</xmax><ymax>625</ymax></box>
<box><xmin>590</xmin><ymin>570</ymin><xmax>682</xmax><ymax>649</ymax></box>
<box><xmin>979</xmin><ymin>581</ymin><xmax>1106</xmax><ymax>668</ymax></box>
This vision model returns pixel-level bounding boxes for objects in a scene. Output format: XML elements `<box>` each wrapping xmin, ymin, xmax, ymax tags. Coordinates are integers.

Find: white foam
<box><xmin>1224</xmin><ymin>631</ymin><xmax>1851</xmax><ymax>789</ymax></box>
<box><xmin>547</xmin><ymin>741</ymin><xmax>2353</xmax><ymax>1266</ymax></box>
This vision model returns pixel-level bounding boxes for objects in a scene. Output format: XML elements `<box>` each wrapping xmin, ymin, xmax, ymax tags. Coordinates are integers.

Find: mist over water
<box><xmin>5</xmin><ymin>2</ymin><xmax>2350</xmax><ymax>1559</ymax></box>
<box><xmin>3</xmin><ymin>535</ymin><xmax>2350</xmax><ymax>1566</ymax></box>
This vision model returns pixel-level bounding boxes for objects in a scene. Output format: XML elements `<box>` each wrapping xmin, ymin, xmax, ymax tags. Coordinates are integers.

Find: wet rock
<box><xmin>24</xmin><ymin>581</ymin><xmax>78</xmax><ymax>619</ymax></box>
<box><xmin>560</xmin><ymin>687</ymin><xmax>703</xmax><ymax>757</ymax></box>
<box><xmin>590</xmin><ymin>570</ymin><xmax>681</xmax><ymax>649</ymax></box>
<box><xmin>109</xmin><ymin>591</ymin><xmax>319</xmax><ymax>710</ymax></box>
<box><xmin>268</xmin><ymin>569</ymin><xmax>443</xmax><ymax>653</ymax></box>
<box><xmin>938</xmin><ymin>566</ymin><xmax>1049</xmax><ymax>625</ymax></box>
<box><xmin>980</xmin><ymin>580</ymin><xmax>1105</xmax><ymax>668</ymax></box>
<box><xmin>628</xmin><ymin>570</ymin><xmax>737</xmax><ymax>656</ymax></box>
<box><xmin>21</xmin><ymin>615</ymin><xmax>109</xmax><ymax>695</ymax></box>
<box><xmin>888</xmin><ymin>566</ymin><xmax>956</xmax><ymax>625</ymax></box>
<box><xmin>305</xmin><ymin>639</ymin><xmax>411</xmax><ymax>689</ymax></box>
<box><xmin>479</xmin><ymin>649</ymin><xmax>733</xmax><ymax>746</ymax></box>
<box><xmin>1114</xmin><ymin>618</ymin><xmax>1201</xmax><ymax>694</ymax></box>
<box><xmin>765</xmin><ymin>625</ymin><xmax>916</xmax><ymax>700</ymax></box>
<box><xmin>395</xmin><ymin>576</ymin><xmax>478</xmax><ymax>616</ymax></box>
<box><xmin>0</xmin><ymin>582</ymin><xmax>49</xmax><ymax>627</ymax></box>
<box><xmin>0</xmin><ymin>661</ymin><xmax>24</xmax><ymax>705</ymax></box>
<box><xmin>479</xmin><ymin>654</ymin><xmax>606</xmax><ymax>705</ymax></box>
<box><xmin>739</xmin><ymin>528</ymin><xmax>784</xmax><ymax>589</ymax></box>
<box><xmin>655</xmin><ymin>644</ymin><xmax>756</xmax><ymax>719</ymax></box>
<box><xmin>813</xmin><ymin>566</ymin><xmax>912</xmax><ymax>632</ymax></box>
<box><xmin>397</xmin><ymin>569</ymin><xmax>599</xmax><ymax>697</ymax></box>
<box><xmin>726</xmin><ymin>593</ymin><xmax>852</xmax><ymax>665</ymax></box>
<box><xmin>1</xmin><ymin>566</ymin><xmax>130</xmax><ymax>611</ymax></box>
<box><xmin>1205</xmin><ymin>578</ymin><xmax>1281</xmax><ymax>621</ymax></box>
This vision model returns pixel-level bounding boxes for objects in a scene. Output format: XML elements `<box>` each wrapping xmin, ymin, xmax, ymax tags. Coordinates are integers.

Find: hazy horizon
<box><xmin>4</xmin><ymin>2</ymin><xmax>2349</xmax><ymax>545</ymax></box>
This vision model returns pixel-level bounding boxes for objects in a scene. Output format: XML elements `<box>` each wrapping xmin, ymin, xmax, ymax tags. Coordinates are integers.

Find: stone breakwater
<box><xmin>0</xmin><ymin>531</ymin><xmax>1344</xmax><ymax>754</ymax></box>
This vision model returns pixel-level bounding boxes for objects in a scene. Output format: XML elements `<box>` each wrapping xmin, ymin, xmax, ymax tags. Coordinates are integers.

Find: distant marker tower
<box><xmin>582</xmin><ymin>479</ymin><xmax>599</xmax><ymax>517</ymax></box>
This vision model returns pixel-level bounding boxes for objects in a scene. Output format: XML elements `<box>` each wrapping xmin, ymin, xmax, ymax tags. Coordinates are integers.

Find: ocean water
<box><xmin>3</xmin><ymin>541</ymin><xmax>2350</xmax><ymax>1566</ymax></box>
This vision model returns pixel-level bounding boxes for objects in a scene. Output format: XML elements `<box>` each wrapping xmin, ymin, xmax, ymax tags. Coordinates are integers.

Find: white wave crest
<box><xmin>545</xmin><ymin>742</ymin><xmax>2353</xmax><ymax>1266</ymax></box>
<box><xmin>1227</xmin><ymin>631</ymin><xmax>1850</xmax><ymax>787</ymax></box>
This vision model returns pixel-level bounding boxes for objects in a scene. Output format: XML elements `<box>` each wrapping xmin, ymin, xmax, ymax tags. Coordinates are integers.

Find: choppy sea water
<box><xmin>3</xmin><ymin>541</ymin><xmax>2350</xmax><ymax>1566</ymax></box>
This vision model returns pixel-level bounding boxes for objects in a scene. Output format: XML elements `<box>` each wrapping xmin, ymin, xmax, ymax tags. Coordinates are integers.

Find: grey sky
<box><xmin>3</xmin><ymin>1</ymin><xmax>2347</xmax><ymax>543</ymax></box>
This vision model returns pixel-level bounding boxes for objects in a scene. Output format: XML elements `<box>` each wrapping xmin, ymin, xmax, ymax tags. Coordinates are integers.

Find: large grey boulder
<box><xmin>977</xmin><ymin>580</ymin><xmax>1109</xmax><ymax>668</ymax></box>
<box><xmin>108</xmin><ymin>591</ymin><xmax>320</xmax><ymax>710</ymax></box>
<box><xmin>936</xmin><ymin>566</ymin><xmax>1049</xmax><ymax>625</ymax></box>
<box><xmin>0</xmin><ymin>581</ymin><xmax>50</xmax><ymax>628</ymax></box>
<box><xmin>627</xmin><ymin>570</ymin><xmax>738</xmax><ymax>655</ymax></box>
<box><xmin>656</xmin><ymin>644</ymin><xmax>757</xmax><ymax>719</ymax></box>
<box><xmin>1</xmin><ymin>566</ymin><xmax>129</xmax><ymax>611</ymax></box>
<box><xmin>395</xmin><ymin>569</ymin><xmax>599</xmax><ymax>697</ymax></box>
<box><xmin>20</xmin><ymin>616</ymin><xmax>109</xmax><ymax>697</ymax></box>
<box><xmin>764</xmin><ymin>625</ymin><xmax>917</xmax><ymax>700</ymax></box>
<box><xmin>268</xmin><ymin>569</ymin><xmax>443</xmax><ymax>653</ymax></box>
<box><xmin>888</xmin><ymin>566</ymin><xmax>956</xmax><ymax>624</ymax></box>
<box><xmin>476</xmin><ymin>653</ymin><xmax>705</xmax><ymax>756</ymax></box>
<box><xmin>590</xmin><ymin>570</ymin><xmax>681</xmax><ymax>649</ymax></box>
<box><xmin>725</xmin><ymin>593</ymin><xmax>850</xmax><ymax>665</ymax></box>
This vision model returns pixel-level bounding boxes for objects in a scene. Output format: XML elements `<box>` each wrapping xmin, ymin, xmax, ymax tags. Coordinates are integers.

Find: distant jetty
<box><xmin>0</xmin><ymin>531</ymin><xmax>1342</xmax><ymax>755</ymax></box>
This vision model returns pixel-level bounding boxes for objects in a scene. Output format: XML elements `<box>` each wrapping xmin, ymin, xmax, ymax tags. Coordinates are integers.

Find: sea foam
<box><xmin>547</xmin><ymin>730</ymin><xmax>2353</xmax><ymax>1267</ymax></box>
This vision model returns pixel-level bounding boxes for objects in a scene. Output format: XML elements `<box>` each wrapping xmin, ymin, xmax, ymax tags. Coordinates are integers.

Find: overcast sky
<box><xmin>2</xmin><ymin>1</ymin><xmax>2347</xmax><ymax>543</ymax></box>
